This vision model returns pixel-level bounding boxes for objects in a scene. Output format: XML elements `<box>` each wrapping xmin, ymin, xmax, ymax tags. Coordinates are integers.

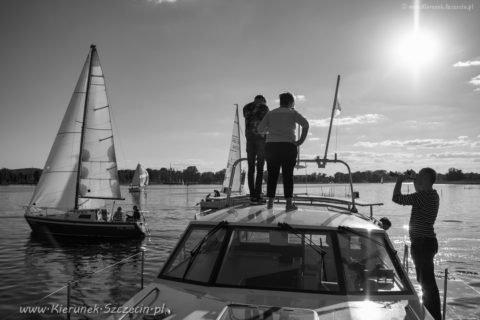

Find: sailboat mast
<box><xmin>323</xmin><ymin>75</ymin><xmax>341</xmax><ymax>160</ymax></box>
<box><xmin>74</xmin><ymin>44</ymin><xmax>96</xmax><ymax>210</ymax></box>
<box><xmin>235</xmin><ymin>104</ymin><xmax>242</xmax><ymax>193</ymax></box>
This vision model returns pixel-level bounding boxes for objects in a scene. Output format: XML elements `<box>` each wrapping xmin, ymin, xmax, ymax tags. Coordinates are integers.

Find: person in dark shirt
<box><xmin>243</xmin><ymin>95</ymin><xmax>269</xmax><ymax>202</ymax></box>
<box><xmin>133</xmin><ymin>205</ymin><xmax>141</xmax><ymax>221</ymax></box>
<box><xmin>392</xmin><ymin>167</ymin><xmax>441</xmax><ymax>320</ymax></box>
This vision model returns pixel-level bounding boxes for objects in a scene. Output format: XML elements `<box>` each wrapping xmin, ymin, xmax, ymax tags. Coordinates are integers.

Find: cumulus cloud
<box><xmin>310</xmin><ymin>114</ymin><xmax>385</xmax><ymax>127</ymax></box>
<box><xmin>469</xmin><ymin>74</ymin><xmax>480</xmax><ymax>86</ymax></box>
<box><xmin>295</xmin><ymin>95</ymin><xmax>306</xmax><ymax>103</ymax></box>
<box><xmin>146</xmin><ymin>0</ymin><xmax>176</xmax><ymax>4</ymax></box>
<box><xmin>354</xmin><ymin>137</ymin><xmax>476</xmax><ymax>149</ymax></box>
<box><xmin>428</xmin><ymin>152</ymin><xmax>480</xmax><ymax>159</ymax></box>
<box><xmin>453</xmin><ymin>60</ymin><xmax>480</xmax><ymax>67</ymax></box>
<box><xmin>403</xmin><ymin>120</ymin><xmax>442</xmax><ymax>128</ymax></box>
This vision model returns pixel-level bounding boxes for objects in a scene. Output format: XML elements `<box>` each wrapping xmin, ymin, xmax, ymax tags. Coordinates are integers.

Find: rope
<box><xmin>13</xmin><ymin>251</ymin><xmax>144</xmax><ymax>309</ymax></box>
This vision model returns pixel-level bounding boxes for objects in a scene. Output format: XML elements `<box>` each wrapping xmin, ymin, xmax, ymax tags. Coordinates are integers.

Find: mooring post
<box><xmin>443</xmin><ymin>268</ymin><xmax>448</xmax><ymax>320</ymax></box>
<box><xmin>403</xmin><ymin>244</ymin><xmax>409</xmax><ymax>273</ymax></box>
<box><xmin>66</xmin><ymin>281</ymin><xmax>71</xmax><ymax>320</ymax></box>
<box><xmin>141</xmin><ymin>250</ymin><xmax>145</xmax><ymax>289</ymax></box>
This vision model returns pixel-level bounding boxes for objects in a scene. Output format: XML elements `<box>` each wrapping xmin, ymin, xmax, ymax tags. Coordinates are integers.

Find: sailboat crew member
<box><xmin>243</xmin><ymin>95</ymin><xmax>269</xmax><ymax>203</ymax></box>
<box><xmin>258</xmin><ymin>92</ymin><xmax>309</xmax><ymax>212</ymax></box>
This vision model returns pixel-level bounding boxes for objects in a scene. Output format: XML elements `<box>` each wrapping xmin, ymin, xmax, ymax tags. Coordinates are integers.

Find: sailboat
<box><xmin>129</xmin><ymin>163</ymin><xmax>149</xmax><ymax>192</ymax></box>
<box><xmin>24</xmin><ymin>45</ymin><xmax>147</xmax><ymax>239</ymax></box>
<box><xmin>199</xmin><ymin>105</ymin><xmax>249</xmax><ymax>214</ymax></box>
<box><xmin>222</xmin><ymin>105</ymin><xmax>243</xmax><ymax>194</ymax></box>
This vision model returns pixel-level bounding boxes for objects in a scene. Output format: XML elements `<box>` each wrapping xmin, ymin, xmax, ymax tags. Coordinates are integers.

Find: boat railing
<box><xmin>5</xmin><ymin>249</ymin><xmax>147</xmax><ymax>320</ymax></box>
<box><xmin>226</xmin><ymin>154</ymin><xmax>380</xmax><ymax>215</ymax></box>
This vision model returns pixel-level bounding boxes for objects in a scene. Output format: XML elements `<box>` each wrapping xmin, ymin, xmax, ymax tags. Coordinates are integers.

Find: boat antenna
<box><xmin>74</xmin><ymin>44</ymin><xmax>96</xmax><ymax>210</ymax></box>
<box><xmin>323</xmin><ymin>75</ymin><xmax>341</xmax><ymax>162</ymax></box>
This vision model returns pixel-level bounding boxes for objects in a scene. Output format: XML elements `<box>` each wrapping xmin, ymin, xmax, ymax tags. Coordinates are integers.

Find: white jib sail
<box><xmin>222</xmin><ymin>106</ymin><xmax>242</xmax><ymax>193</ymax></box>
<box><xmin>78</xmin><ymin>48</ymin><xmax>122</xmax><ymax>208</ymax></box>
<box><xmin>28</xmin><ymin>55</ymin><xmax>90</xmax><ymax>210</ymax></box>
<box><xmin>131</xmin><ymin>163</ymin><xmax>149</xmax><ymax>188</ymax></box>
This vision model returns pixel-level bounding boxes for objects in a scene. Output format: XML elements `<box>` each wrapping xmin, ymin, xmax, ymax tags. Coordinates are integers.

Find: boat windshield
<box><xmin>161</xmin><ymin>225</ymin><xmax>410</xmax><ymax>295</ymax></box>
<box><xmin>162</xmin><ymin>226</ymin><xmax>341</xmax><ymax>292</ymax></box>
<box><xmin>337</xmin><ymin>231</ymin><xmax>407</xmax><ymax>293</ymax></box>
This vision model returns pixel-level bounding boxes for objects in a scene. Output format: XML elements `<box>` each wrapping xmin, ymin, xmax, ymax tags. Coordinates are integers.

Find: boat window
<box><xmin>162</xmin><ymin>227</ymin><xmax>227</xmax><ymax>283</ymax></box>
<box><xmin>338</xmin><ymin>232</ymin><xmax>407</xmax><ymax>293</ymax></box>
<box><xmin>216</xmin><ymin>228</ymin><xmax>340</xmax><ymax>292</ymax></box>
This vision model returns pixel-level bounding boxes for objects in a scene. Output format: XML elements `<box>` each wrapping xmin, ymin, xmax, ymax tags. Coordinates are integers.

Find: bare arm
<box><xmin>393</xmin><ymin>176</ymin><xmax>405</xmax><ymax>196</ymax></box>
<box><xmin>294</xmin><ymin>112</ymin><xmax>309</xmax><ymax>146</ymax></box>
<box><xmin>295</xmin><ymin>124</ymin><xmax>309</xmax><ymax>146</ymax></box>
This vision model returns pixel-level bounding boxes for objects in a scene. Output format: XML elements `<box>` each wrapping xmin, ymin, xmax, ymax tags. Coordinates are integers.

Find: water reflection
<box><xmin>21</xmin><ymin>234</ymin><xmax>145</xmax><ymax>319</ymax></box>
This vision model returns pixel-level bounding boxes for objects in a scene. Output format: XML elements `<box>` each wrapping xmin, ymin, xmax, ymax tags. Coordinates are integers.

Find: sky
<box><xmin>0</xmin><ymin>0</ymin><xmax>479</xmax><ymax>174</ymax></box>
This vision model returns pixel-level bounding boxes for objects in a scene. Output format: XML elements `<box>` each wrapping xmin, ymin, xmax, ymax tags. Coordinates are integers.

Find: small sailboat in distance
<box><xmin>24</xmin><ymin>45</ymin><xmax>147</xmax><ymax>239</ymax></box>
<box><xmin>222</xmin><ymin>104</ymin><xmax>243</xmax><ymax>194</ymax></box>
<box><xmin>129</xmin><ymin>163</ymin><xmax>149</xmax><ymax>193</ymax></box>
<box><xmin>199</xmin><ymin>105</ymin><xmax>249</xmax><ymax>214</ymax></box>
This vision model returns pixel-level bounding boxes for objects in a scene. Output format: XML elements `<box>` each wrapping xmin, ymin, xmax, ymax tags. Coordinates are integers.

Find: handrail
<box><xmin>226</xmin><ymin>154</ymin><xmax>360</xmax><ymax>213</ymax></box>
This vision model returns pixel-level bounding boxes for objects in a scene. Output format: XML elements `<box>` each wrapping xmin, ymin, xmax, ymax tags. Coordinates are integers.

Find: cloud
<box><xmin>146</xmin><ymin>0</ymin><xmax>176</xmax><ymax>4</ymax></box>
<box><xmin>295</xmin><ymin>95</ymin><xmax>306</xmax><ymax>103</ymax></box>
<box><xmin>202</xmin><ymin>131</ymin><xmax>222</xmax><ymax>137</ymax></box>
<box><xmin>428</xmin><ymin>152</ymin><xmax>480</xmax><ymax>159</ymax></box>
<box><xmin>453</xmin><ymin>60</ymin><xmax>480</xmax><ymax>67</ymax></box>
<box><xmin>310</xmin><ymin>114</ymin><xmax>385</xmax><ymax>127</ymax></box>
<box><xmin>354</xmin><ymin>137</ymin><xmax>476</xmax><ymax>149</ymax></box>
<box><xmin>403</xmin><ymin>120</ymin><xmax>442</xmax><ymax>128</ymax></box>
<box><xmin>469</xmin><ymin>74</ymin><xmax>480</xmax><ymax>86</ymax></box>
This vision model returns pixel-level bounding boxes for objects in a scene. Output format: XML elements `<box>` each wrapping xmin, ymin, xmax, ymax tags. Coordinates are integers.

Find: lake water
<box><xmin>1</xmin><ymin>183</ymin><xmax>479</xmax><ymax>319</ymax></box>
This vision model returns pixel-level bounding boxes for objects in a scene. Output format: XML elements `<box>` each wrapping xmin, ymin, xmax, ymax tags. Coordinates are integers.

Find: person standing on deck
<box><xmin>392</xmin><ymin>168</ymin><xmax>442</xmax><ymax>320</ymax></box>
<box><xmin>243</xmin><ymin>95</ymin><xmax>269</xmax><ymax>203</ymax></box>
<box><xmin>258</xmin><ymin>92</ymin><xmax>309</xmax><ymax>212</ymax></box>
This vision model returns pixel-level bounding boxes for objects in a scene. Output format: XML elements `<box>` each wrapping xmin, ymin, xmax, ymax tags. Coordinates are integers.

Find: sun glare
<box><xmin>393</xmin><ymin>29</ymin><xmax>439</xmax><ymax>70</ymax></box>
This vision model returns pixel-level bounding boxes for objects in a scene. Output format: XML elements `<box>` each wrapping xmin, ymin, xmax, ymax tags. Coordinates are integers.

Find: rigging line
<box><xmin>335</xmin><ymin>117</ymin><xmax>338</xmax><ymax>154</ymax></box>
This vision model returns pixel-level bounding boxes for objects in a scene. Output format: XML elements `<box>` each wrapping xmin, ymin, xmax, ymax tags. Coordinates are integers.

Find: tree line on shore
<box><xmin>1</xmin><ymin>166</ymin><xmax>478</xmax><ymax>185</ymax></box>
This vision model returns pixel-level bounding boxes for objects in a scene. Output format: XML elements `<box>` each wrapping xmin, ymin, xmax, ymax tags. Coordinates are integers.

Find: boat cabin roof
<box><xmin>196</xmin><ymin>202</ymin><xmax>382</xmax><ymax>232</ymax></box>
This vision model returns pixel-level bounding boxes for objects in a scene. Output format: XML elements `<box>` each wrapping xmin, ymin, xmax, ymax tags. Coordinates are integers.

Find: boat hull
<box><xmin>24</xmin><ymin>215</ymin><xmax>146</xmax><ymax>239</ymax></box>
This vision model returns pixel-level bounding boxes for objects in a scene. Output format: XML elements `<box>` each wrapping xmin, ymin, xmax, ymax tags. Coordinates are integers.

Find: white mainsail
<box><xmin>29</xmin><ymin>46</ymin><xmax>122</xmax><ymax>211</ymax></box>
<box><xmin>222</xmin><ymin>106</ymin><xmax>242</xmax><ymax>193</ymax></box>
<box><xmin>131</xmin><ymin>163</ymin><xmax>149</xmax><ymax>188</ymax></box>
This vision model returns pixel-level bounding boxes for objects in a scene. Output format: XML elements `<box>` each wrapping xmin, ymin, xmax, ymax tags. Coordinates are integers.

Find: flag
<box><xmin>334</xmin><ymin>98</ymin><xmax>342</xmax><ymax>117</ymax></box>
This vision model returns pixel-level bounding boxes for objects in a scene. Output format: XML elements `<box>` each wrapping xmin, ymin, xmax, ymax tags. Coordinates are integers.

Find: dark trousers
<box><xmin>411</xmin><ymin>237</ymin><xmax>442</xmax><ymax>320</ymax></box>
<box><xmin>246</xmin><ymin>138</ymin><xmax>266</xmax><ymax>199</ymax></box>
<box><xmin>265</xmin><ymin>142</ymin><xmax>297</xmax><ymax>198</ymax></box>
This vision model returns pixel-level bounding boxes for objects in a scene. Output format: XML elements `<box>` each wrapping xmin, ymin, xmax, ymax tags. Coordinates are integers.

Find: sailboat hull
<box><xmin>24</xmin><ymin>215</ymin><xmax>146</xmax><ymax>239</ymax></box>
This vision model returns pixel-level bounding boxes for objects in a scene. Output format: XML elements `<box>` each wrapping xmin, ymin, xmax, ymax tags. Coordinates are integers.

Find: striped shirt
<box><xmin>392</xmin><ymin>190</ymin><xmax>439</xmax><ymax>239</ymax></box>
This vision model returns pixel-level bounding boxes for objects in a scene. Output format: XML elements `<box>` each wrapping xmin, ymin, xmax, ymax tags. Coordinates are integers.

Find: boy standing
<box><xmin>243</xmin><ymin>95</ymin><xmax>269</xmax><ymax>202</ymax></box>
<box><xmin>392</xmin><ymin>168</ymin><xmax>442</xmax><ymax>320</ymax></box>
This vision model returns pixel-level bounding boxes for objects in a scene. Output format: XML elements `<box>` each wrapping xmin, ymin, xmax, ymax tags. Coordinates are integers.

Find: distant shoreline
<box><xmin>3</xmin><ymin>180</ymin><xmax>480</xmax><ymax>187</ymax></box>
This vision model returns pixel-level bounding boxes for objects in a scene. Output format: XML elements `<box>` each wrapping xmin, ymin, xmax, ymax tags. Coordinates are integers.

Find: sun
<box><xmin>392</xmin><ymin>29</ymin><xmax>440</xmax><ymax>70</ymax></box>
